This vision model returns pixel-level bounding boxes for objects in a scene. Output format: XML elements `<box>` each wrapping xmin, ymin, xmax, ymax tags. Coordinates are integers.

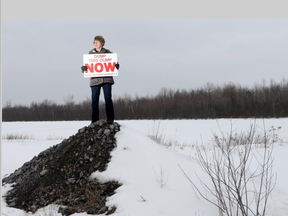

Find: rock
<box><xmin>67</xmin><ymin>178</ymin><xmax>76</xmax><ymax>184</ymax></box>
<box><xmin>8</xmin><ymin>201</ymin><xmax>16</xmax><ymax>207</ymax></box>
<box><xmin>73</xmin><ymin>198</ymin><xmax>80</xmax><ymax>205</ymax></box>
<box><xmin>40</xmin><ymin>169</ymin><xmax>48</xmax><ymax>176</ymax></box>
<box><xmin>87</xmin><ymin>208</ymin><xmax>97</xmax><ymax>214</ymax></box>
<box><xmin>2</xmin><ymin>121</ymin><xmax>122</xmax><ymax>216</ymax></box>
<box><xmin>104</xmin><ymin>129</ymin><xmax>111</xmax><ymax>136</ymax></box>
<box><xmin>97</xmin><ymin>206</ymin><xmax>108</xmax><ymax>214</ymax></box>
<box><xmin>79</xmin><ymin>127</ymin><xmax>86</xmax><ymax>133</ymax></box>
<box><xmin>98</xmin><ymin>128</ymin><xmax>103</xmax><ymax>135</ymax></box>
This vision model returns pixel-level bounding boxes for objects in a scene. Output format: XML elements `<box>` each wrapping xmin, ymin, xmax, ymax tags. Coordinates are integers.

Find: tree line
<box><xmin>3</xmin><ymin>79</ymin><xmax>288</xmax><ymax>122</ymax></box>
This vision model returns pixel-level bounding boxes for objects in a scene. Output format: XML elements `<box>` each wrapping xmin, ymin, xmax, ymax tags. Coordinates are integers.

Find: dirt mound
<box><xmin>2</xmin><ymin>120</ymin><xmax>122</xmax><ymax>215</ymax></box>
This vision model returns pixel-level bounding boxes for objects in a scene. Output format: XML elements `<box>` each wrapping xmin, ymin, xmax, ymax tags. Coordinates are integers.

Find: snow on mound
<box><xmin>91</xmin><ymin>124</ymin><xmax>218</xmax><ymax>216</ymax></box>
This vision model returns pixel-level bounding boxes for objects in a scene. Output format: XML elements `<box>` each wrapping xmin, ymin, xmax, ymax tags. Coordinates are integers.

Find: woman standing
<box><xmin>81</xmin><ymin>35</ymin><xmax>119</xmax><ymax>124</ymax></box>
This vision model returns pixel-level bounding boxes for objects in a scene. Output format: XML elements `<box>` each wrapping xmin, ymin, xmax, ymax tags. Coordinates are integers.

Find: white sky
<box><xmin>1</xmin><ymin>4</ymin><xmax>288</xmax><ymax>106</ymax></box>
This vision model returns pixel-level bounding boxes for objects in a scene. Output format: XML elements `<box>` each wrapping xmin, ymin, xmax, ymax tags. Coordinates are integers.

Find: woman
<box><xmin>81</xmin><ymin>35</ymin><xmax>119</xmax><ymax>124</ymax></box>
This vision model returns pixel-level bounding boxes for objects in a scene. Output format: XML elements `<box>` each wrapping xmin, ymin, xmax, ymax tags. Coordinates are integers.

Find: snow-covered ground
<box><xmin>2</xmin><ymin>119</ymin><xmax>288</xmax><ymax>216</ymax></box>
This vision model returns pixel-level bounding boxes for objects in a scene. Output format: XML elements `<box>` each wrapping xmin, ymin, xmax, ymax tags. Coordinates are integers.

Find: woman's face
<box><xmin>94</xmin><ymin>40</ymin><xmax>103</xmax><ymax>50</ymax></box>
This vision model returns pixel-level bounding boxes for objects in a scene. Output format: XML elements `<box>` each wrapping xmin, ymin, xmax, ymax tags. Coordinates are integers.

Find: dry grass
<box><xmin>46</xmin><ymin>135</ymin><xmax>66</xmax><ymax>140</ymax></box>
<box><xmin>2</xmin><ymin>133</ymin><xmax>35</xmax><ymax>140</ymax></box>
<box><xmin>2</xmin><ymin>133</ymin><xmax>66</xmax><ymax>141</ymax></box>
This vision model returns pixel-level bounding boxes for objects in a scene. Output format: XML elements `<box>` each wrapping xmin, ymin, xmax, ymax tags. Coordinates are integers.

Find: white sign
<box><xmin>83</xmin><ymin>53</ymin><xmax>118</xmax><ymax>77</ymax></box>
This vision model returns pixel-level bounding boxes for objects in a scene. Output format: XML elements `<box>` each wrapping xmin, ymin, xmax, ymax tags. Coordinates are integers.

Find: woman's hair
<box><xmin>94</xmin><ymin>35</ymin><xmax>105</xmax><ymax>46</ymax></box>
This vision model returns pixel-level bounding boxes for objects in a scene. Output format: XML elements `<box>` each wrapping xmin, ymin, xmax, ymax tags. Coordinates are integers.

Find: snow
<box><xmin>2</xmin><ymin>119</ymin><xmax>288</xmax><ymax>216</ymax></box>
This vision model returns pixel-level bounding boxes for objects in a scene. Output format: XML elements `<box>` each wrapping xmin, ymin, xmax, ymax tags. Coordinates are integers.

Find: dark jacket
<box><xmin>88</xmin><ymin>48</ymin><xmax>115</xmax><ymax>87</ymax></box>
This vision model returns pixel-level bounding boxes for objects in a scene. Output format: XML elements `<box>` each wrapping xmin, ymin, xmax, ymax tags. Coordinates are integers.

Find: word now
<box><xmin>85</xmin><ymin>62</ymin><xmax>116</xmax><ymax>73</ymax></box>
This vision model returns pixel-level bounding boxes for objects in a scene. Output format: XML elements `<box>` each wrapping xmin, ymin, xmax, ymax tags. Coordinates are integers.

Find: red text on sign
<box><xmin>85</xmin><ymin>62</ymin><xmax>116</xmax><ymax>73</ymax></box>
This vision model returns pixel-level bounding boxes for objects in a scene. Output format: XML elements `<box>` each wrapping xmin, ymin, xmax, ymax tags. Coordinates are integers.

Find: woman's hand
<box><xmin>81</xmin><ymin>66</ymin><xmax>88</xmax><ymax>73</ymax></box>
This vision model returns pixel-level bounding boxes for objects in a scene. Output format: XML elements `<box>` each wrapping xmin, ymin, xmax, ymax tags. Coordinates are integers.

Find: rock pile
<box><xmin>2</xmin><ymin>120</ymin><xmax>121</xmax><ymax>215</ymax></box>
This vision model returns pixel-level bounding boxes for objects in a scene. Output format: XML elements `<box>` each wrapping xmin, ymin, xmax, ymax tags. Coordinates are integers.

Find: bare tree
<box><xmin>180</xmin><ymin>121</ymin><xmax>277</xmax><ymax>216</ymax></box>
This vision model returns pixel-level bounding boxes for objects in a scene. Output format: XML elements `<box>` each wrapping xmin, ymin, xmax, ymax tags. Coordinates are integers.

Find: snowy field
<box><xmin>2</xmin><ymin>119</ymin><xmax>288</xmax><ymax>216</ymax></box>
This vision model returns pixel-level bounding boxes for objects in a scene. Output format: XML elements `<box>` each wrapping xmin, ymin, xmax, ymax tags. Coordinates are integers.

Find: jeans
<box><xmin>91</xmin><ymin>83</ymin><xmax>114</xmax><ymax>122</ymax></box>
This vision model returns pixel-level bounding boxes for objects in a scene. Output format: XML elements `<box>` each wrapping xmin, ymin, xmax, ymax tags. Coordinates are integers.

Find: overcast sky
<box><xmin>2</xmin><ymin>19</ymin><xmax>288</xmax><ymax>106</ymax></box>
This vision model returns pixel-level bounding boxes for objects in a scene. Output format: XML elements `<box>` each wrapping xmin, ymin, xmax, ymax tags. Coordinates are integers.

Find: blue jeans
<box><xmin>91</xmin><ymin>83</ymin><xmax>114</xmax><ymax>122</ymax></box>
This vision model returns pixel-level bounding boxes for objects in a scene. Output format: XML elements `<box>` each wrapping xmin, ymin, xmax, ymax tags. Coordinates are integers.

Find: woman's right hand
<box><xmin>81</xmin><ymin>66</ymin><xmax>88</xmax><ymax>73</ymax></box>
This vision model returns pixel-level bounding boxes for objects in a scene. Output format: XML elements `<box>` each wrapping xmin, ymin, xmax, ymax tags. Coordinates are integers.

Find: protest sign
<box><xmin>83</xmin><ymin>53</ymin><xmax>118</xmax><ymax>77</ymax></box>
